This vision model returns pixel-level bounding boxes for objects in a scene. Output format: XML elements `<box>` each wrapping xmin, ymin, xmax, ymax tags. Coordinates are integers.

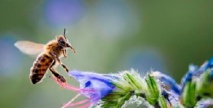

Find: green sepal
<box><xmin>181</xmin><ymin>80</ymin><xmax>196</xmax><ymax>108</ymax></box>
<box><xmin>196</xmin><ymin>69</ymin><xmax>213</xmax><ymax>98</ymax></box>
<box><xmin>158</xmin><ymin>96</ymin><xmax>168</xmax><ymax>108</ymax></box>
<box><xmin>145</xmin><ymin>74</ymin><xmax>159</xmax><ymax>105</ymax></box>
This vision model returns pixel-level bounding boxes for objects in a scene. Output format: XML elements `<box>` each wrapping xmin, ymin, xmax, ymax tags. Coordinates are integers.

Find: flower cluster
<box><xmin>152</xmin><ymin>58</ymin><xmax>213</xmax><ymax>108</ymax></box>
<box><xmin>53</xmin><ymin>58</ymin><xmax>213</xmax><ymax>108</ymax></box>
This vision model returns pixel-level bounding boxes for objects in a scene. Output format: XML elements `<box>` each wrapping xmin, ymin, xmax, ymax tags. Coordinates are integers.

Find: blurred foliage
<box><xmin>0</xmin><ymin>0</ymin><xmax>213</xmax><ymax>108</ymax></box>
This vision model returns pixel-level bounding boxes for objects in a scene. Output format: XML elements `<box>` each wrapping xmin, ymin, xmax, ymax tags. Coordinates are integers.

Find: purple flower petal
<box><xmin>69</xmin><ymin>70</ymin><xmax>115</xmax><ymax>102</ymax></box>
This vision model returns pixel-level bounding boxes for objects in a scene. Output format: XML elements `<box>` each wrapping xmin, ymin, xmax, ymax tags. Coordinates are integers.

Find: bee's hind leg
<box><xmin>49</xmin><ymin>60</ymin><xmax>66</xmax><ymax>83</ymax></box>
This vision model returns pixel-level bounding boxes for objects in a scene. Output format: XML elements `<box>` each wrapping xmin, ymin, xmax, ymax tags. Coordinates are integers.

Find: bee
<box><xmin>15</xmin><ymin>29</ymin><xmax>76</xmax><ymax>84</ymax></box>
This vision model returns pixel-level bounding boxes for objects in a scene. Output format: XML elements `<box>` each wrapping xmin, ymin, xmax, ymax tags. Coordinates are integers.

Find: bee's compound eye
<box><xmin>59</xmin><ymin>39</ymin><xmax>65</xmax><ymax>44</ymax></box>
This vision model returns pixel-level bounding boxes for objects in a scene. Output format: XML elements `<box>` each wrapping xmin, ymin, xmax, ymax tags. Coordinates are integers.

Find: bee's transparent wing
<box><xmin>15</xmin><ymin>41</ymin><xmax>45</xmax><ymax>55</ymax></box>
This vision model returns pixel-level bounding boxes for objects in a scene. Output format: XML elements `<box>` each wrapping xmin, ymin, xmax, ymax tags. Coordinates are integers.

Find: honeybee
<box><xmin>15</xmin><ymin>29</ymin><xmax>76</xmax><ymax>84</ymax></box>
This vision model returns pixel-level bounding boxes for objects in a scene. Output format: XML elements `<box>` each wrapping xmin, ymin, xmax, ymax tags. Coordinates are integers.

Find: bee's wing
<box><xmin>15</xmin><ymin>41</ymin><xmax>45</xmax><ymax>56</ymax></box>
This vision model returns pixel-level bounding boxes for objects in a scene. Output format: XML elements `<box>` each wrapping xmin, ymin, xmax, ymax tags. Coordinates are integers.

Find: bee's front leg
<box><xmin>62</xmin><ymin>49</ymin><xmax>67</xmax><ymax>58</ymax></box>
<box><xmin>50</xmin><ymin>52</ymin><xmax>69</xmax><ymax>73</ymax></box>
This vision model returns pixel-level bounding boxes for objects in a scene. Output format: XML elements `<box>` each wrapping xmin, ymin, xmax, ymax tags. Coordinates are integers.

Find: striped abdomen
<box><xmin>30</xmin><ymin>54</ymin><xmax>53</xmax><ymax>84</ymax></box>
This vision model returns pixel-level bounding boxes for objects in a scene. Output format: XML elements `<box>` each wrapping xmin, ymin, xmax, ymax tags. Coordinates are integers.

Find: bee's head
<box><xmin>57</xmin><ymin>28</ymin><xmax>76</xmax><ymax>53</ymax></box>
<box><xmin>57</xmin><ymin>35</ymin><xmax>68</xmax><ymax>47</ymax></box>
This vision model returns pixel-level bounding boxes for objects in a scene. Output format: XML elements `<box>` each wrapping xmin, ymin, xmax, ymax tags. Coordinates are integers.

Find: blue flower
<box><xmin>181</xmin><ymin>64</ymin><xmax>197</xmax><ymax>91</ymax></box>
<box><xmin>69</xmin><ymin>70</ymin><xmax>116</xmax><ymax>103</ymax></box>
<box><xmin>52</xmin><ymin>70</ymin><xmax>116</xmax><ymax>108</ymax></box>
<box><xmin>181</xmin><ymin>58</ymin><xmax>213</xmax><ymax>91</ymax></box>
<box><xmin>151</xmin><ymin>71</ymin><xmax>181</xmax><ymax>95</ymax></box>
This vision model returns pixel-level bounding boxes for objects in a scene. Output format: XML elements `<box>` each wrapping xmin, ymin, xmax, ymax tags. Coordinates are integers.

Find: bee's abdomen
<box><xmin>30</xmin><ymin>54</ymin><xmax>53</xmax><ymax>84</ymax></box>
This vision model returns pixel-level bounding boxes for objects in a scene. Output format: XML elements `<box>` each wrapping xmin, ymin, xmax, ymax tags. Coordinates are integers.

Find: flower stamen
<box><xmin>62</xmin><ymin>93</ymin><xmax>81</xmax><ymax>108</ymax></box>
<box><xmin>76</xmin><ymin>102</ymin><xmax>91</xmax><ymax>108</ymax></box>
<box><xmin>67</xmin><ymin>99</ymin><xmax>90</xmax><ymax>107</ymax></box>
<box><xmin>52</xmin><ymin>77</ymin><xmax>81</xmax><ymax>92</ymax></box>
<box><xmin>52</xmin><ymin>76</ymin><xmax>96</xmax><ymax>93</ymax></box>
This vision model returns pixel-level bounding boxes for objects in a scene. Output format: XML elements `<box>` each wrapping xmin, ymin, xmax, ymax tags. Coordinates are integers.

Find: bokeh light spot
<box><xmin>43</xmin><ymin>0</ymin><xmax>85</xmax><ymax>27</ymax></box>
<box><xmin>0</xmin><ymin>35</ymin><xmax>23</xmax><ymax>76</ymax></box>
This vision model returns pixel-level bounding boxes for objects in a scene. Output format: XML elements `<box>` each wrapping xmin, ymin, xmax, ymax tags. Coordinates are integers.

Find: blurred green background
<box><xmin>0</xmin><ymin>0</ymin><xmax>213</xmax><ymax>108</ymax></box>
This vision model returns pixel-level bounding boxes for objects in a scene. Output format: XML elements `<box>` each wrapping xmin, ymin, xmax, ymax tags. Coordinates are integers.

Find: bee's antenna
<box><xmin>63</xmin><ymin>28</ymin><xmax>67</xmax><ymax>39</ymax></box>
